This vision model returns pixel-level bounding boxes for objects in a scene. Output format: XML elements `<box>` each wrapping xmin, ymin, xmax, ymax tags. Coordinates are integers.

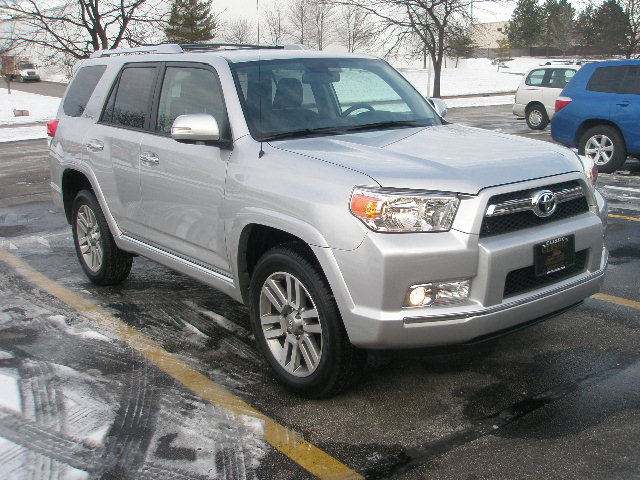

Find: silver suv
<box><xmin>48</xmin><ymin>44</ymin><xmax>608</xmax><ymax>398</ymax></box>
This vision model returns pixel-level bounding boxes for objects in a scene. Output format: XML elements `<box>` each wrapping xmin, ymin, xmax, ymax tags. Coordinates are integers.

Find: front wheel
<box><xmin>71</xmin><ymin>190</ymin><xmax>132</xmax><ymax>285</ymax></box>
<box><xmin>578</xmin><ymin>125</ymin><xmax>627</xmax><ymax>174</ymax></box>
<box><xmin>525</xmin><ymin>104</ymin><xmax>549</xmax><ymax>130</ymax></box>
<box><xmin>249</xmin><ymin>245</ymin><xmax>366</xmax><ymax>398</ymax></box>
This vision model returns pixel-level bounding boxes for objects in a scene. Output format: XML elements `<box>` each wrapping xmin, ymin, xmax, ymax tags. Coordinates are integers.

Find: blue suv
<box><xmin>551</xmin><ymin>59</ymin><xmax>640</xmax><ymax>173</ymax></box>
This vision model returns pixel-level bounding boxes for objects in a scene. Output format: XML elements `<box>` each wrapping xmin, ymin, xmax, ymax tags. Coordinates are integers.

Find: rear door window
<box><xmin>587</xmin><ymin>66</ymin><xmax>627</xmax><ymax>93</ymax></box>
<box><xmin>101</xmin><ymin>66</ymin><xmax>158</xmax><ymax>129</ymax></box>
<box><xmin>548</xmin><ymin>68</ymin><xmax>576</xmax><ymax>89</ymax></box>
<box><xmin>525</xmin><ymin>69</ymin><xmax>547</xmax><ymax>86</ymax></box>
<box><xmin>63</xmin><ymin>65</ymin><xmax>107</xmax><ymax>117</ymax></box>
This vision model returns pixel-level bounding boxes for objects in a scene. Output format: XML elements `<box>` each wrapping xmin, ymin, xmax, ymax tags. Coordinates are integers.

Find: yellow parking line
<box><xmin>608</xmin><ymin>213</ymin><xmax>640</xmax><ymax>222</ymax></box>
<box><xmin>592</xmin><ymin>293</ymin><xmax>640</xmax><ymax>310</ymax></box>
<box><xmin>0</xmin><ymin>249</ymin><xmax>364</xmax><ymax>480</ymax></box>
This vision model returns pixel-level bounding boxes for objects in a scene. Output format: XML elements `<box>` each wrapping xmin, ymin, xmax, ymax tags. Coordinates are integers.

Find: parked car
<box><xmin>48</xmin><ymin>44</ymin><xmax>607</xmax><ymax>398</ymax></box>
<box><xmin>551</xmin><ymin>59</ymin><xmax>640</xmax><ymax>174</ymax></box>
<box><xmin>513</xmin><ymin>65</ymin><xmax>580</xmax><ymax>129</ymax></box>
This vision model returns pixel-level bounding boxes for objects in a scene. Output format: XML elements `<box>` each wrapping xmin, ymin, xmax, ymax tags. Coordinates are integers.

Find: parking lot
<box><xmin>1</xmin><ymin>84</ymin><xmax>639</xmax><ymax>479</ymax></box>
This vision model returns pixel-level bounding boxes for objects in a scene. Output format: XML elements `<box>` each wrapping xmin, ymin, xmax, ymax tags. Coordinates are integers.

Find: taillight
<box><xmin>47</xmin><ymin>119</ymin><xmax>59</xmax><ymax>137</ymax></box>
<box><xmin>555</xmin><ymin>96</ymin><xmax>572</xmax><ymax>113</ymax></box>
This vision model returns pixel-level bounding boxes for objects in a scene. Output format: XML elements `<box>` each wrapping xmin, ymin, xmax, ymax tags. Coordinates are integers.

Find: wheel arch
<box><xmin>236</xmin><ymin>223</ymin><xmax>321</xmax><ymax>304</ymax></box>
<box><xmin>575</xmin><ymin>119</ymin><xmax>626</xmax><ymax>150</ymax></box>
<box><xmin>61</xmin><ymin>169</ymin><xmax>93</xmax><ymax>223</ymax></box>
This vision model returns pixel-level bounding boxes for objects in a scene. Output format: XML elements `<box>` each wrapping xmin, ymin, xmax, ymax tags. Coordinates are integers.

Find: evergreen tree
<box><xmin>448</xmin><ymin>34</ymin><xmax>477</xmax><ymax>67</ymax></box>
<box><xmin>165</xmin><ymin>0</ymin><xmax>219</xmax><ymax>44</ymax></box>
<box><xmin>577</xmin><ymin>0</ymin><xmax>630</xmax><ymax>55</ymax></box>
<box><xmin>507</xmin><ymin>0</ymin><xmax>544</xmax><ymax>49</ymax></box>
<box><xmin>543</xmin><ymin>0</ymin><xmax>576</xmax><ymax>55</ymax></box>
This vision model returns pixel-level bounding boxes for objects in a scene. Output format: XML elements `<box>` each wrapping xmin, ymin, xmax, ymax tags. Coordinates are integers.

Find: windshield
<box><xmin>19</xmin><ymin>63</ymin><xmax>35</xmax><ymax>69</ymax></box>
<box><xmin>230</xmin><ymin>58</ymin><xmax>441</xmax><ymax>141</ymax></box>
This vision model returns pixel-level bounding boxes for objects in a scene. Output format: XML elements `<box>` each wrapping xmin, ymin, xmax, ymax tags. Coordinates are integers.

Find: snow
<box><xmin>0</xmin><ymin>369</ymin><xmax>22</xmax><ymax>413</ymax></box>
<box><xmin>0</xmin><ymin>125</ymin><xmax>48</xmax><ymax>142</ymax></box>
<box><xmin>0</xmin><ymin>88</ymin><xmax>60</xmax><ymax>125</ymax></box>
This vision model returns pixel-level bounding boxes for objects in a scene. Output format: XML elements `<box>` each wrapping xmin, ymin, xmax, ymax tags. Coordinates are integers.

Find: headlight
<box><xmin>350</xmin><ymin>187</ymin><xmax>459</xmax><ymax>232</ymax></box>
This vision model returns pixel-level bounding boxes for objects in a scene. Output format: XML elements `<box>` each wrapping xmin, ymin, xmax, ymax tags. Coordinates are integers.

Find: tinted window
<box><xmin>548</xmin><ymin>68</ymin><xmax>576</xmax><ymax>89</ymax></box>
<box><xmin>156</xmin><ymin>67</ymin><xmax>228</xmax><ymax>136</ymax></box>
<box><xmin>621</xmin><ymin>66</ymin><xmax>640</xmax><ymax>95</ymax></box>
<box><xmin>525</xmin><ymin>69</ymin><xmax>547</xmax><ymax>86</ymax></box>
<box><xmin>587</xmin><ymin>66</ymin><xmax>627</xmax><ymax>93</ymax></box>
<box><xmin>102</xmin><ymin>66</ymin><xmax>156</xmax><ymax>129</ymax></box>
<box><xmin>63</xmin><ymin>65</ymin><xmax>106</xmax><ymax>117</ymax></box>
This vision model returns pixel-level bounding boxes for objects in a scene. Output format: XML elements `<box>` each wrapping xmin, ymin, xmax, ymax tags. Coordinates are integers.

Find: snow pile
<box><xmin>0</xmin><ymin>88</ymin><xmax>60</xmax><ymax>125</ymax></box>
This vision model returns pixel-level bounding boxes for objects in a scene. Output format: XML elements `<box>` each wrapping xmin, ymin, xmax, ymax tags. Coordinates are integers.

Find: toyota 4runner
<box><xmin>48</xmin><ymin>44</ymin><xmax>608</xmax><ymax>398</ymax></box>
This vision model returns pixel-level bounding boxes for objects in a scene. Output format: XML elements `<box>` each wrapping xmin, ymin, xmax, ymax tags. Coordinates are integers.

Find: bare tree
<box><xmin>288</xmin><ymin>0</ymin><xmax>309</xmax><ymax>44</ymax></box>
<box><xmin>337</xmin><ymin>0</ymin><xmax>473</xmax><ymax>97</ymax></box>
<box><xmin>335</xmin><ymin>5</ymin><xmax>376</xmax><ymax>52</ymax></box>
<box><xmin>0</xmin><ymin>0</ymin><xmax>165</xmax><ymax>60</ymax></box>
<box><xmin>309</xmin><ymin>0</ymin><xmax>334</xmax><ymax>49</ymax></box>
<box><xmin>264</xmin><ymin>4</ymin><xmax>286</xmax><ymax>45</ymax></box>
<box><xmin>224</xmin><ymin>18</ymin><xmax>255</xmax><ymax>44</ymax></box>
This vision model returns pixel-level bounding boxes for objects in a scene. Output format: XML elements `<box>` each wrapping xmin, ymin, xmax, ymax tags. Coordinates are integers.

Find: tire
<box><xmin>71</xmin><ymin>190</ymin><xmax>132</xmax><ymax>285</ymax></box>
<box><xmin>18</xmin><ymin>76</ymin><xmax>24</xmax><ymax>83</ymax></box>
<box><xmin>525</xmin><ymin>104</ymin><xmax>549</xmax><ymax>130</ymax></box>
<box><xmin>578</xmin><ymin>125</ymin><xmax>627</xmax><ymax>174</ymax></box>
<box><xmin>249</xmin><ymin>245</ymin><xmax>366</xmax><ymax>398</ymax></box>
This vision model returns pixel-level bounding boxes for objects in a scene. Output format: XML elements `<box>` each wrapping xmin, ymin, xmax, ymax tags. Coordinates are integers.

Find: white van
<box><xmin>513</xmin><ymin>65</ymin><xmax>580</xmax><ymax>130</ymax></box>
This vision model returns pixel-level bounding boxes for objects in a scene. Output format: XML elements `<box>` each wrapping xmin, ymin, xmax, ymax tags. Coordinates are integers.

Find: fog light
<box><xmin>408</xmin><ymin>286</ymin><xmax>434</xmax><ymax>306</ymax></box>
<box><xmin>405</xmin><ymin>279</ymin><xmax>471</xmax><ymax>307</ymax></box>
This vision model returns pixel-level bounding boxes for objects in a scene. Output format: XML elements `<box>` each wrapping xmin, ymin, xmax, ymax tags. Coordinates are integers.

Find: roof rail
<box><xmin>89</xmin><ymin>44</ymin><xmax>183</xmax><ymax>58</ymax></box>
<box><xmin>180</xmin><ymin>43</ymin><xmax>285</xmax><ymax>51</ymax></box>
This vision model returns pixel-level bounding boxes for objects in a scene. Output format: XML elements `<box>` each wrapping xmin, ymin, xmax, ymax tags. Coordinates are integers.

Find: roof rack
<box><xmin>89</xmin><ymin>44</ymin><xmax>183</xmax><ymax>58</ymax></box>
<box><xmin>89</xmin><ymin>43</ymin><xmax>312</xmax><ymax>58</ymax></box>
<box><xmin>180</xmin><ymin>43</ymin><xmax>284</xmax><ymax>51</ymax></box>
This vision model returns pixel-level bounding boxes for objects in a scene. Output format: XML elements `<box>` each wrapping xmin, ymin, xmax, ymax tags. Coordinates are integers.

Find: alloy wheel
<box><xmin>584</xmin><ymin>134</ymin><xmax>614</xmax><ymax>165</ymax></box>
<box><xmin>76</xmin><ymin>205</ymin><xmax>103</xmax><ymax>272</ymax></box>
<box><xmin>259</xmin><ymin>272</ymin><xmax>323</xmax><ymax>377</ymax></box>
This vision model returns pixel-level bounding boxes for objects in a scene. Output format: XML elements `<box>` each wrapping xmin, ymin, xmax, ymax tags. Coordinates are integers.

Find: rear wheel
<box><xmin>525</xmin><ymin>104</ymin><xmax>549</xmax><ymax>130</ymax></box>
<box><xmin>71</xmin><ymin>190</ymin><xmax>132</xmax><ymax>285</ymax></box>
<box><xmin>578</xmin><ymin>125</ymin><xmax>627</xmax><ymax>174</ymax></box>
<box><xmin>249</xmin><ymin>245</ymin><xmax>366</xmax><ymax>398</ymax></box>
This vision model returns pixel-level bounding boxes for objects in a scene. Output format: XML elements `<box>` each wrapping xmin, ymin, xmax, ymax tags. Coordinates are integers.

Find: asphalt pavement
<box><xmin>0</xmin><ymin>82</ymin><xmax>639</xmax><ymax>480</ymax></box>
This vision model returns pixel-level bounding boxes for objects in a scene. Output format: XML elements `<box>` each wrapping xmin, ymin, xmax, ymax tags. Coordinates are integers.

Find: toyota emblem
<box><xmin>532</xmin><ymin>190</ymin><xmax>557</xmax><ymax>217</ymax></box>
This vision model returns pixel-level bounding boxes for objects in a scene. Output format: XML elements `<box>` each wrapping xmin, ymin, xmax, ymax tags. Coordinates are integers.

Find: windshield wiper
<box><xmin>343</xmin><ymin>120</ymin><xmax>428</xmax><ymax>132</ymax></box>
<box><xmin>262</xmin><ymin>127</ymin><xmax>347</xmax><ymax>141</ymax></box>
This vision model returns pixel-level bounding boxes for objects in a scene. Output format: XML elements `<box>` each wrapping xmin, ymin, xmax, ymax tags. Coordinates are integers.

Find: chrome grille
<box><xmin>480</xmin><ymin>181</ymin><xmax>589</xmax><ymax>237</ymax></box>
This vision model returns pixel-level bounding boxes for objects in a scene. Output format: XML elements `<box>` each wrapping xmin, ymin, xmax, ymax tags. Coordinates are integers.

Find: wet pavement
<box><xmin>1</xmin><ymin>111</ymin><xmax>639</xmax><ymax>479</ymax></box>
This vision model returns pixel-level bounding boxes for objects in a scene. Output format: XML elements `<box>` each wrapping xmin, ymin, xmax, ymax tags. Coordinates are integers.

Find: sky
<box><xmin>212</xmin><ymin>0</ymin><xmax>518</xmax><ymax>26</ymax></box>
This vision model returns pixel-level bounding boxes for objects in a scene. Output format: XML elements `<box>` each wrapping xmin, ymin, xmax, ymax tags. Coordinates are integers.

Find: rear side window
<box><xmin>525</xmin><ymin>69</ymin><xmax>547</xmax><ymax>86</ymax></box>
<box><xmin>587</xmin><ymin>66</ymin><xmax>627</xmax><ymax>93</ymax></box>
<box><xmin>101</xmin><ymin>66</ymin><xmax>157</xmax><ymax>129</ymax></box>
<box><xmin>621</xmin><ymin>66</ymin><xmax>640</xmax><ymax>94</ymax></box>
<box><xmin>63</xmin><ymin>65</ymin><xmax>106</xmax><ymax>117</ymax></box>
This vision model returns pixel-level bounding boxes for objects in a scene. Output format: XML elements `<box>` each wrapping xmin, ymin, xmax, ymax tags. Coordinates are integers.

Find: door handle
<box><xmin>86</xmin><ymin>140</ymin><xmax>104</xmax><ymax>152</ymax></box>
<box><xmin>140</xmin><ymin>151</ymin><xmax>159</xmax><ymax>166</ymax></box>
<box><xmin>616</xmin><ymin>101</ymin><xmax>630</xmax><ymax>107</ymax></box>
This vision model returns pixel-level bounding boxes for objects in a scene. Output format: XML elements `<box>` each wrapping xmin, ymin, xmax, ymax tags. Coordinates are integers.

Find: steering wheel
<box><xmin>341</xmin><ymin>103</ymin><xmax>375</xmax><ymax>117</ymax></box>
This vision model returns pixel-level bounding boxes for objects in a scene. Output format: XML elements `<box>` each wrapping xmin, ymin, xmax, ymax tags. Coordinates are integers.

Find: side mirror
<box><xmin>427</xmin><ymin>98</ymin><xmax>448</xmax><ymax>118</ymax></box>
<box><xmin>171</xmin><ymin>113</ymin><xmax>220</xmax><ymax>142</ymax></box>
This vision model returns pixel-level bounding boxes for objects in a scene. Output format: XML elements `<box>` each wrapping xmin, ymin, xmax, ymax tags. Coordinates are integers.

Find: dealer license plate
<box><xmin>534</xmin><ymin>235</ymin><xmax>575</xmax><ymax>277</ymax></box>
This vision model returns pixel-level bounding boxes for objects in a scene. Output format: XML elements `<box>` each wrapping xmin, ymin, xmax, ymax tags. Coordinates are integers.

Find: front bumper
<box><xmin>315</xmin><ymin>176</ymin><xmax>607</xmax><ymax>349</ymax></box>
<box><xmin>513</xmin><ymin>103</ymin><xmax>526</xmax><ymax>117</ymax></box>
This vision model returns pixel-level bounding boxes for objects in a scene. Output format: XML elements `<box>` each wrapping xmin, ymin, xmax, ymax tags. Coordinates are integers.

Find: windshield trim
<box><xmin>228</xmin><ymin>57</ymin><xmax>440</xmax><ymax>142</ymax></box>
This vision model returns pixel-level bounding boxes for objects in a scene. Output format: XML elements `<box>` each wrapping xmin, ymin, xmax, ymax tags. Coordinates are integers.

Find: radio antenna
<box><xmin>257</xmin><ymin>0</ymin><xmax>265</xmax><ymax>158</ymax></box>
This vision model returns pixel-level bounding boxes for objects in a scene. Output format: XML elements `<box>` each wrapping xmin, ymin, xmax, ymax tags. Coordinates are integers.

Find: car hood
<box><xmin>270</xmin><ymin>124</ymin><xmax>580</xmax><ymax>195</ymax></box>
